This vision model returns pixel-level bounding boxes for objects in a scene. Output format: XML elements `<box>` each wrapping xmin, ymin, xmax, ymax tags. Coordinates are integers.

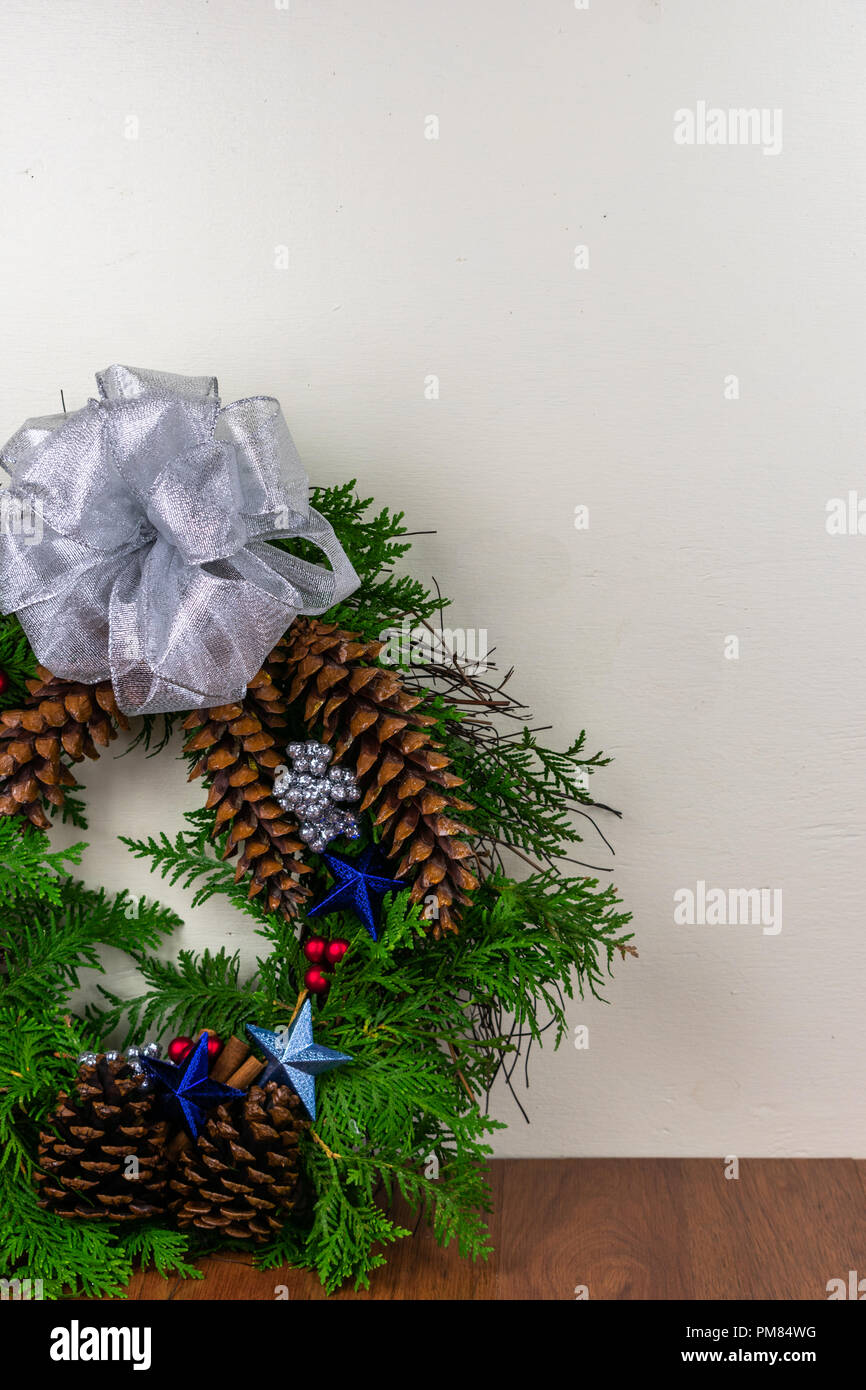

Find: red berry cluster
<box><xmin>166</xmin><ymin>1033</ymin><xmax>223</xmax><ymax>1066</ymax></box>
<box><xmin>302</xmin><ymin>935</ymin><xmax>349</xmax><ymax>995</ymax></box>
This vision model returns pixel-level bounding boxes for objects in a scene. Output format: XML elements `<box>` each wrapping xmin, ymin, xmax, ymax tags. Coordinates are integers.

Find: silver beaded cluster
<box><xmin>126</xmin><ymin>1042</ymin><xmax>161</xmax><ymax>1076</ymax></box>
<box><xmin>273</xmin><ymin>740</ymin><xmax>361</xmax><ymax>853</ymax></box>
<box><xmin>77</xmin><ymin>1041</ymin><xmax>160</xmax><ymax>1086</ymax></box>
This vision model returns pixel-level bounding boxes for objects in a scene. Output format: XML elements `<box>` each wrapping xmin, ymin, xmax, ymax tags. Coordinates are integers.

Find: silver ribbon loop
<box><xmin>0</xmin><ymin>365</ymin><xmax>359</xmax><ymax>715</ymax></box>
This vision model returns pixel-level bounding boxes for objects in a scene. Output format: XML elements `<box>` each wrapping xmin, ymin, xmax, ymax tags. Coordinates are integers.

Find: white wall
<box><xmin>2</xmin><ymin>0</ymin><xmax>864</xmax><ymax>1157</ymax></box>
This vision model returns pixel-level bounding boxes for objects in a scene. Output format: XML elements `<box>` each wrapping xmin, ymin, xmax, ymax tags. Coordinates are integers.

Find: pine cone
<box><xmin>182</xmin><ymin>646</ymin><xmax>311</xmax><ymax>919</ymax></box>
<box><xmin>280</xmin><ymin>619</ymin><xmax>479</xmax><ymax>935</ymax></box>
<box><xmin>35</xmin><ymin>1054</ymin><xmax>169</xmax><ymax>1220</ymax></box>
<box><xmin>169</xmin><ymin>1082</ymin><xmax>308</xmax><ymax>1242</ymax></box>
<box><xmin>0</xmin><ymin>668</ymin><xmax>127</xmax><ymax>829</ymax></box>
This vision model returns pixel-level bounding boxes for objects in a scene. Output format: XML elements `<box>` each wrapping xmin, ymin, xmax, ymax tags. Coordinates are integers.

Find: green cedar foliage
<box><xmin>0</xmin><ymin>486</ymin><xmax>632</xmax><ymax>1295</ymax></box>
<box><xmin>0</xmin><ymin>613</ymin><xmax>37</xmax><ymax>710</ymax></box>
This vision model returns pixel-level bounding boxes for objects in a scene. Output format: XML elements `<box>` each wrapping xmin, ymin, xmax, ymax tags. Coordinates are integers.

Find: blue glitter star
<box><xmin>140</xmin><ymin>1033</ymin><xmax>245</xmax><ymax>1139</ymax></box>
<box><xmin>306</xmin><ymin>845</ymin><xmax>406</xmax><ymax>940</ymax></box>
<box><xmin>246</xmin><ymin>1001</ymin><xmax>352</xmax><ymax>1120</ymax></box>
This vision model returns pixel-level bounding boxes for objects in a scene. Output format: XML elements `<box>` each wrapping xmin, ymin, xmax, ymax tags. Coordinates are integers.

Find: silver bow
<box><xmin>0</xmin><ymin>365</ymin><xmax>359</xmax><ymax>715</ymax></box>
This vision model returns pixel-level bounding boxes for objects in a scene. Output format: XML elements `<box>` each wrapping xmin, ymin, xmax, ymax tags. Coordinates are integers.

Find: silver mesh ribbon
<box><xmin>0</xmin><ymin>365</ymin><xmax>359</xmax><ymax>715</ymax></box>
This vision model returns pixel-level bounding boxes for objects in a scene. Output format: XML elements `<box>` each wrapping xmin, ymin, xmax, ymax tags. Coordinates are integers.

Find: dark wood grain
<box><xmin>112</xmin><ymin>1159</ymin><xmax>865</xmax><ymax>1301</ymax></box>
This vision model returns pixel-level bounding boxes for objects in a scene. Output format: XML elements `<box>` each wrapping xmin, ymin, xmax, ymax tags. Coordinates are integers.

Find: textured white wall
<box><xmin>1</xmin><ymin>0</ymin><xmax>864</xmax><ymax>1157</ymax></box>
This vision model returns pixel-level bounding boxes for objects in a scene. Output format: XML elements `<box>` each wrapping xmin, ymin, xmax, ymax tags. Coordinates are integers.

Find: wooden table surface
<box><xmin>119</xmin><ymin>1159</ymin><xmax>866</xmax><ymax>1301</ymax></box>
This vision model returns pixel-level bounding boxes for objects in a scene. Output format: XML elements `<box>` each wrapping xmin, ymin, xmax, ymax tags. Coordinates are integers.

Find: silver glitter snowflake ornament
<box><xmin>273</xmin><ymin>740</ymin><xmax>361</xmax><ymax>853</ymax></box>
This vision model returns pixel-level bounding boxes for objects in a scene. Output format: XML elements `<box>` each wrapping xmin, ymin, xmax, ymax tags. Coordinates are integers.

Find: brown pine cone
<box><xmin>183</xmin><ymin>646</ymin><xmax>311</xmax><ymax>919</ymax></box>
<box><xmin>35</xmin><ymin>1054</ymin><xmax>169</xmax><ymax>1221</ymax></box>
<box><xmin>280</xmin><ymin>619</ymin><xmax>479</xmax><ymax>935</ymax></box>
<box><xmin>0</xmin><ymin>668</ymin><xmax>128</xmax><ymax>828</ymax></box>
<box><xmin>168</xmin><ymin>1082</ymin><xmax>308</xmax><ymax>1242</ymax></box>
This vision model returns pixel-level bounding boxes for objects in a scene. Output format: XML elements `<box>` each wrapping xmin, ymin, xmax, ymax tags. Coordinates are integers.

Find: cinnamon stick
<box><xmin>226</xmin><ymin>1056</ymin><xmax>265</xmax><ymax>1089</ymax></box>
<box><xmin>208</xmin><ymin>1033</ymin><xmax>249</xmax><ymax>1083</ymax></box>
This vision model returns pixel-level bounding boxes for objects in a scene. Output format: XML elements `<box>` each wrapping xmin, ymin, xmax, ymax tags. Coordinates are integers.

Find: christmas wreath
<box><xmin>0</xmin><ymin>367</ymin><xmax>633</xmax><ymax>1296</ymax></box>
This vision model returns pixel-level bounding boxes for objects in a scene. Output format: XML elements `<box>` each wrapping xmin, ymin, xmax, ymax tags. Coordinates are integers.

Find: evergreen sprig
<box><xmin>272</xmin><ymin>481</ymin><xmax>445</xmax><ymax>640</ymax></box>
<box><xmin>0</xmin><ymin>820</ymin><xmax>86</xmax><ymax>905</ymax></box>
<box><xmin>0</xmin><ymin>880</ymin><xmax>182</xmax><ymax>1016</ymax></box>
<box><xmin>0</xmin><ymin>613</ymin><xmax>37</xmax><ymax>710</ymax></box>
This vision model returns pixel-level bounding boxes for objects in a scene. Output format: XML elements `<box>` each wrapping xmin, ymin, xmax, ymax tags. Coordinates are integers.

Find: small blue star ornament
<box><xmin>246</xmin><ymin>1000</ymin><xmax>352</xmax><ymax>1120</ymax></box>
<box><xmin>307</xmin><ymin>845</ymin><xmax>406</xmax><ymax>941</ymax></box>
<box><xmin>140</xmin><ymin>1033</ymin><xmax>244</xmax><ymax>1139</ymax></box>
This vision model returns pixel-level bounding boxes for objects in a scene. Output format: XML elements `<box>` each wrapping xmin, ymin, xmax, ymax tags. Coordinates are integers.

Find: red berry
<box><xmin>0</xmin><ymin>669</ymin><xmax>8</xmax><ymax>696</ymax></box>
<box><xmin>303</xmin><ymin>936</ymin><xmax>327</xmax><ymax>964</ymax></box>
<box><xmin>167</xmin><ymin>1035</ymin><xmax>194</xmax><ymax>1065</ymax></box>
<box><xmin>304</xmin><ymin>966</ymin><xmax>330</xmax><ymax>995</ymax></box>
<box><xmin>324</xmin><ymin>938</ymin><xmax>349</xmax><ymax>967</ymax></box>
<box><xmin>206</xmin><ymin>1034</ymin><xmax>223</xmax><ymax>1061</ymax></box>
